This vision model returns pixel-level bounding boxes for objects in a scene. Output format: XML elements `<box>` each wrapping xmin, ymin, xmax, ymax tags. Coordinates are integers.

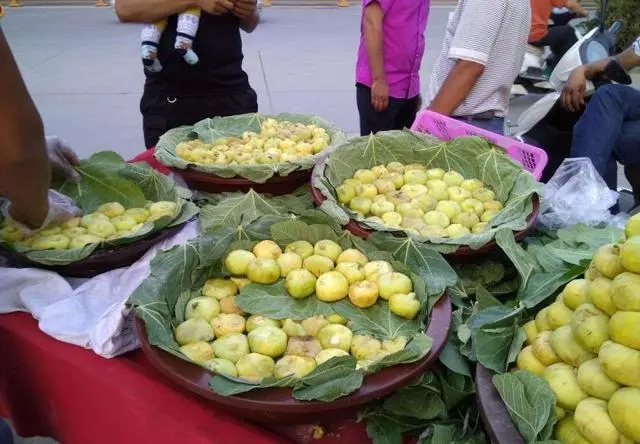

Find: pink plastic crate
<box><xmin>410</xmin><ymin>110</ymin><xmax>548</xmax><ymax>180</ymax></box>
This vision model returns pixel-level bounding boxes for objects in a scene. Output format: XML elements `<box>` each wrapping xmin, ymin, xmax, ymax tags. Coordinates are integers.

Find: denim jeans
<box><xmin>570</xmin><ymin>84</ymin><xmax>640</xmax><ymax>189</ymax></box>
<box><xmin>454</xmin><ymin>116</ymin><xmax>505</xmax><ymax>135</ymax></box>
<box><xmin>0</xmin><ymin>418</ymin><xmax>13</xmax><ymax>444</ymax></box>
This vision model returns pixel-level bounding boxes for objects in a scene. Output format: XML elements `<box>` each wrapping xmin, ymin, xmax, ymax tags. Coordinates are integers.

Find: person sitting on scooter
<box><xmin>529</xmin><ymin>0</ymin><xmax>588</xmax><ymax>63</ymax></box>
<box><xmin>562</xmin><ymin>37</ymin><xmax>640</xmax><ymax>203</ymax></box>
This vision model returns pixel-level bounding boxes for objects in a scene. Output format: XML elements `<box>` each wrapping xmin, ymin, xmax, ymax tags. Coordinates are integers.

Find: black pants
<box><xmin>530</xmin><ymin>25</ymin><xmax>578</xmax><ymax>62</ymax></box>
<box><xmin>356</xmin><ymin>83</ymin><xmax>420</xmax><ymax>136</ymax></box>
<box><xmin>141</xmin><ymin>87</ymin><xmax>258</xmax><ymax>148</ymax></box>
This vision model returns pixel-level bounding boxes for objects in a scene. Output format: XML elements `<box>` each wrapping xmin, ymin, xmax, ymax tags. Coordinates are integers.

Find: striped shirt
<box><xmin>427</xmin><ymin>0</ymin><xmax>531</xmax><ymax>117</ymax></box>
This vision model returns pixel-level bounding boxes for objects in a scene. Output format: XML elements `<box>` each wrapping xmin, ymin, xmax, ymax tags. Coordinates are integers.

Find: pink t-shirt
<box><xmin>356</xmin><ymin>0</ymin><xmax>430</xmax><ymax>100</ymax></box>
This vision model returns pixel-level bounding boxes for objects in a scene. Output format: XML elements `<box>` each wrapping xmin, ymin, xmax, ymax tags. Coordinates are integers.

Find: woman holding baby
<box><xmin>116</xmin><ymin>0</ymin><xmax>260</xmax><ymax>148</ymax></box>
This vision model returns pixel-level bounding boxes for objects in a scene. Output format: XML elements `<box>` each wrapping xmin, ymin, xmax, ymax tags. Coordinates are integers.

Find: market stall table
<box><xmin>0</xmin><ymin>313</ymin><xmax>407</xmax><ymax>444</ymax></box>
<box><xmin>0</xmin><ymin>313</ymin><xmax>291</xmax><ymax>444</ymax></box>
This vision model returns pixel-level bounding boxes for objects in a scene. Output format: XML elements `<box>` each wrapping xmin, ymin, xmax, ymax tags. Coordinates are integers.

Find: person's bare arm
<box><xmin>428</xmin><ymin>60</ymin><xmax>485</xmax><ymax>115</ymax></box>
<box><xmin>115</xmin><ymin>0</ymin><xmax>233</xmax><ymax>23</ymax></box>
<box><xmin>565</xmin><ymin>0</ymin><xmax>588</xmax><ymax>17</ymax></box>
<box><xmin>561</xmin><ymin>44</ymin><xmax>640</xmax><ymax>111</ymax></box>
<box><xmin>0</xmin><ymin>28</ymin><xmax>50</xmax><ymax>228</ymax></box>
<box><xmin>364</xmin><ymin>1</ymin><xmax>388</xmax><ymax>112</ymax></box>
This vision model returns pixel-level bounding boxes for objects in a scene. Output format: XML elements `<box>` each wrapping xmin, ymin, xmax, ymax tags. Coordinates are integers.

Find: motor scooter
<box><xmin>515</xmin><ymin>12</ymin><xmax>592</xmax><ymax>95</ymax></box>
<box><xmin>507</xmin><ymin>4</ymin><xmax>636</xmax><ymax>208</ymax></box>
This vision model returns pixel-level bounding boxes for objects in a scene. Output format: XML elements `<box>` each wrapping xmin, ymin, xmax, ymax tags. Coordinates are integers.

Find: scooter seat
<box><xmin>526</xmin><ymin>45</ymin><xmax>545</xmax><ymax>56</ymax></box>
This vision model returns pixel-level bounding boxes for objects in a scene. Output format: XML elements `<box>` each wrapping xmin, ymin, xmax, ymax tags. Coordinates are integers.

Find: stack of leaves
<box><xmin>0</xmin><ymin>151</ymin><xmax>198</xmax><ymax>266</ymax></box>
<box><xmin>312</xmin><ymin>130</ymin><xmax>543</xmax><ymax>253</ymax></box>
<box><xmin>155</xmin><ymin>113</ymin><xmax>347</xmax><ymax>183</ymax></box>
<box><xmin>129</xmin><ymin>190</ymin><xmax>461</xmax><ymax>401</ymax></box>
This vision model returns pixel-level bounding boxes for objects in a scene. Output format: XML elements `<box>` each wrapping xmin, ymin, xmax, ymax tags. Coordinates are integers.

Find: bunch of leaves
<box><xmin>197</xmin><ymin>186</ymin><xmax>338</xmax><ymax>234</ymax></box>
<box><xmin>0</xmin><ymin>151</ymin><xmax>198</xmax><ymax>266</ymax></box>
<box><xmin>129</xmin><ymin>205</ymin><xmax>459</xmax><ymax>401</ymax></box>
<box><xmin>155</xmin><ymin>113</ymin><xmax>347</xmax><ymax>183</ymax></box>
<box><xmin>312</xmin><ymin>130</ymin><xmax>543</xmax><ymax>253</ymax></box>
<box><xmin>492</xmin><ymin>370</ymin><xmax>558</xmax><ymax>444</ymax></box>
<box><xmin>359</xmin><ymin>368</ymin><xmax>486</xmax><ymax>444</ymax></box>
<box><xmin>441</xmin><ymin>223</ymin><xmax>623</xmax><ymax>375</ymax></box>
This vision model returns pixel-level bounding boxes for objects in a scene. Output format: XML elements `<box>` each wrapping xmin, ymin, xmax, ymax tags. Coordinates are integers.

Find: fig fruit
<box><xmin>212</xmin><ymin>333</ymin><xmax>250</xmax><ymax>363</ymax></box>
<box><xmin>248</xmin><ymin>325</ymin><xmax>288</xmax><ymax>358</ymax></box>
<box><xmin>224</xmin><ymin>249</ymin><xmax>257</xmax><ymax>276</ymax></box>
<box><xmin>185</xmin><ymin>297</ymin><xmax>221</xmax><ymax>321</ymax></box>
<box><xmin>175</xmin><ymin>318</ymin><xmax>215</xmax><ymax>345</ymax></box>
<box><xmin>315</xmin><ymin>271</ymin><xmax>349</xmax><ymax>302</ymax></box>
<box><xmin>348</xmin><ymin>280</ymin><xmax>379</xmax><ymax>308</ymax></box>
<box><xmin>317</xmin><ymin>324</ymin><xmax>353</xmax><ymax>352</ymax></box>
<box><xmin>180</xmin><ymin>341</ymin><xmax>215</xmax><ymax>364</ymax></box>
<box><xmin>274</xmin><ymin>355</ymin><xmax>316</xmax><ymax>379</ymax></box>
<box><xmin>285</xmin><ymin>268</ymin><xmax>317</xmax><ymax>299</ymax></box>
<box><xmin>235</xmin><ymin>353</ymin><xmax>275</xmax><ymax>382</ymax></box>
<box><xmin>246</xmin><ymin>258</ymin><xmax>281</xmax><ymax>284</ymax></box>
<box><xmin>285</xmin><ymin>240</ymin><xmax>314</xmax><ymax>260</ymax></box>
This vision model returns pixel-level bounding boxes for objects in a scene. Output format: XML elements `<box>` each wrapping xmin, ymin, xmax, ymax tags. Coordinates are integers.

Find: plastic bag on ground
<box><xmin>538</xmin><ymin>158</ymin><xmax>619</xmax><ymax>229</ymax></box>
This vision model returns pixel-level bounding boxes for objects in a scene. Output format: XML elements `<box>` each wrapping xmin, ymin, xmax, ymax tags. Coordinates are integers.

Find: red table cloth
<box><xmin>0</xmin><ymin>314</ymin><xmax>382</xmax><ymax>444</ymax></box>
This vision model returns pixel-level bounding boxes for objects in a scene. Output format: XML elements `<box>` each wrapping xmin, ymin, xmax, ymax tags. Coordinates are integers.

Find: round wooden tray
<box><xmin>0</xmin><ymin>221</ymin><xmax>188</xmax><ymax>279</ymax></box>
<box><xmin>475</xmin><ymin>364</ymin><xmax>525</xmax><ymax>444</ymax></box>
<box><xmin>174</xmin><ymin>167</ymin><xmax>311</xmax><ymax>195</ymax></box>
<box><xmin>309</xmin><ymin>166</ymin><xmax>539</xmax><ymax>260</ymax></box>
<box><xmin>135</xmin><ymin>293</ymin><xmax>453</xmax><ymax>424</ymax></box>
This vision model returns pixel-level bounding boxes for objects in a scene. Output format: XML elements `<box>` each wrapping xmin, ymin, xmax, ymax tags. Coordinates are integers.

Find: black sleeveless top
<box><xmin>143</xmin><ymin>12</ymin><xmax>250</xmax><ymax>96</ymax></box>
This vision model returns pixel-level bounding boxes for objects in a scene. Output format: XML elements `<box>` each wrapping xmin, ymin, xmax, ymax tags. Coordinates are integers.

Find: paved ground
<box><xmin>1</xmin><ymin>5</ymin><xmax>454</xmax><ymax>159</ymax></box>
<box><xmin>1</xmin><ymin>5</ymin><xmax>633</xmax><ymax>183</ymax></box>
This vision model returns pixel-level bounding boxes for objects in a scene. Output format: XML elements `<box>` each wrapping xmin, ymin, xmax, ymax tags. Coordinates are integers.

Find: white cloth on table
<box><xmin>0</xmin><ymin>221</ymin><xmax>198</xmax><ymax>358</ymax></box>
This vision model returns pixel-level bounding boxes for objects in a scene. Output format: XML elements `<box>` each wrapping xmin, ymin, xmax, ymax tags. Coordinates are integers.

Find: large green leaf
<box><xmin>312</xmin><ymin>130</ymin><xmax>543</xmax><ymax>252</ymax></box>
<box><xmin>493</xmin><ymin>370</ymin><xmax>557</xmax><ymax>443</ymax></box>
<box><xmin>235</xmin><ymin>281</ymin><xmax>334</xmax><ymax>320</ymax></box>
<box><xmin>57</xmin><ymin>152</ymin><xmax>146</xmax><ymax>212</ymax></box>
<box><xmin>154</xmin><ymin>113</ymin><xmax>347</xmax><ymax>183</ymax></box>
<box><xmin>2</xmin><ymin>151</ymin><xmax>197</xmax><ymax>266</ymax></box>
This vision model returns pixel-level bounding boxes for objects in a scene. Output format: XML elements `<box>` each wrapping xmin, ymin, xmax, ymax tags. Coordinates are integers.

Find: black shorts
<box><xmin>141</xmin><ymin>87</ymin><xmax>258</xmax><ymax>148</ymax></box>
<box><xmin>356</xmin><ymin>83</ymin><xmax>421</xmax><ymax>136</ymax></box>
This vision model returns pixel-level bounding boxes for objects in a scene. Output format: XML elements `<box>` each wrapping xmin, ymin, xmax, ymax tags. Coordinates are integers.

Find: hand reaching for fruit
<box><xmin>1</xmin><ymin>189</ymin><xmax>80</xmax><ymax>234</ymax></box>
<box><xmin>46</xmin><ymin>136</ymin><xmax>80</xmax><ymax>181</ymax></box>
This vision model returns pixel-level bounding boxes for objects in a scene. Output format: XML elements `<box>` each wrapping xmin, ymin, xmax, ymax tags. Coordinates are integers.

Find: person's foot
<box><xmin>141</xmin><ymin>45</ymin><xmax>162</xmax><ymax>73</ymax></box>
<box><xmin>174</xmin><ymin>37</ymin><xmax>198</xmax><ymax>65</ymax></box>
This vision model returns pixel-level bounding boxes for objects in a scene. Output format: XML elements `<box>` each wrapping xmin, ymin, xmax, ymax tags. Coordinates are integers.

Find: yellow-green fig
<box><xmin>611</xmin><ymin>272</ymin><xmax>640</xmax><ymax>311</ymax></box>
<box><xmin>574</xmin><ymin>397</ymin><xmax>632</xmax><ymax>444</ymax></box>
<box><xmin>516</xmin><ymin>345</ymin><xmax>546</xmax><ymax>376</ymax></box>
<box><xmin>609</xmin><ymin>311</ymin><xmax>640</xmax><ymax>349</ymax></box>
<box><xmin>577</xmin><ymin>359</ymin><xmax>620</xmax><ymax>400</ymax></box>
<box><xmin>315</xmin><ymin>348</ymin><xmax>349</xmax><ymax>365</ymax></box>
<box><xmin>276</xmin><ymin>252</ymin><xmax>302</xmax><ymax>277</ymax></box>
<box><xmin>301</xmin><ymin>316</ymin><xmax>330</xmax><ymax>337</ymax></box>
<box><xmin>598</xmin><ymin>340</ymin><xmax>640</xmax><ymax>387</ymax></box>
<box><xmin>224</xmin><ymin>250</ymin><xmax>256</xmax><ymax>276</ymax></box>
<box><xmin>285</xmin><ymin>240</ymin><xmax>314</xmax><ymax>260</ymax></box>
<box><xmin>203</xmin><ymin>278</ymin><xmax>238</xmax><ymax>300</ymax></box>
<box><xmin>336</xmin><ymin>248</ymin><xmax>368</xmax><ymax>266</ymax></box>
<box><xmin>348</xmin><ymin>280</ymin><xmax>379</xmax><ymax>308</ymax></box>
<box><xmin>593</xmin><ymin>244</ymin><xmax>626</xmax><ymax>279</ymax></box>
<box><xmin>543</xmin><ymin>363</ymin><xmax>588</xmax><ymax>410</ymax></box>
<box><xmin>314</xmin><ymin>239</ymin><xmax>343</xmax><ymax>262</ymax></box>
<box><xmin>211</xmin><ymin>333</ymin><xmax>249</xmax><ymax>363</ymax></box>
<box><xmin>608</xmin><ymin>387</ymin><xmax>640</xmax><ymax>442</ymax></box>
<box><xmin>247</xmin><ymin>325</ymin><xmax>287</xmax><ymax>358</ymax></box>
<box><xmin>210</xmin><ymin>313</ymin><xmax>246</xmax><ymax>337</ymax></box>
<box><xmin>303</xmin><ymin>254</ymin><xmax>335</xmax><ymax>278</ymax></box>
<box><xmin>175</xmin><ymin>319</ymin><xmax>215</xmax><ymax>346</ymax></box>
<box><xmin>203</xmin><ymin>358</ymin><xmax>238</xmax><ymax>377</ymax></box>
<box><xmin>246</xmin><ymin>258</ymin><xmax>281</xmax><ymax>284</ymax></box>
<box><xmin>315</xmin><ymin>271</ymin><xmax>349</xmax><ymax>302</ymax></box>
<box><xmin>286</xmin><ymin>336</ymin><xmax>323</xmax><ymax>359</ymax></box>
<box><xmin>285</xmin><ymin>268</ymin><xmax>316</xmax><ymax>299</ymax></box>
<box><xmin>571</xmin><ymin>303</ymin><xmax>610</xmax><ymax>353</ymax></box>
<box><xmin>185</xmin><ymin>297</ymin><xmax>221</xmax><ymax>321</ymax></box>
<box><xmin>245</xmin><ymin>315</ymin><xmax>280</xmax><ymax>332</ymax></box>
<box><xmin>274</xmin><ymin>355</ymin><xmax>316</xmax><ymax>379</ymax></box>
<box><xmin>587</xmin><ymin>277</ymin><xmax>616</xmax><ymax>316</ymax></box>
<box><xmin>622</xmin><ymin>237</ymin><xmax>640</xmax><ymax>273</ymax></box>
<box><xmin>180</xmin><ymin>341</ymin><xmax>215</xmax><ymax>364</ymax></box>
<box><xmin>317</xmin><ymin>324</ymin><xmax>353</xmax><ymax>352</ymax></box>
<box><xmin>236</xmin><ymin>353</ymin><xmax>275</xmax><ymax>382</ymax></box>
<box><xmin>551</xmin><ymin>325</ymin><xmax>595</xmax><ymax>367</ymax></box>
